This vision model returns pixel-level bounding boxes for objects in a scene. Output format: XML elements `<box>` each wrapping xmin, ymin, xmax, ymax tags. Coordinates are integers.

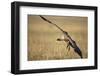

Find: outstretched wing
<box><xmin>40</xmin><ymin>15</ymin><xmax>52</xmax><ymax>24</ymax></box>
<box><xmin>40</xmin><ymin>15</ymin><xmax>64</xmax><ymax>33</ymax></box>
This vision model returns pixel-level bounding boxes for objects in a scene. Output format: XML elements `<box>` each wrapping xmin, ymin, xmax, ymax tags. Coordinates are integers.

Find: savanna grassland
<box><xmin>28</xmin><ymin>15</ymin><xmax>88</xmax><ymax>61</ymax></box>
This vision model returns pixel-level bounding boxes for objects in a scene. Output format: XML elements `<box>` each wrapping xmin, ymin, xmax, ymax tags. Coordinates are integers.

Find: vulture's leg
<box><xmin>66</xmin><ymin>41</ymin><xmax>70</xmax><ymax>55</ymax></box>
<box><xmin>66</xmin><ymin>42</ymin><xmax>70</xmax><ymax>51</ymax></box>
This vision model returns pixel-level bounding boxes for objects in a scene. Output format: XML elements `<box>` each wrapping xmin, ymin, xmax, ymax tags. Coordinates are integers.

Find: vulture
<box><xmin>40</xmin><ymin>15</ymin><xmax>83</xmax><ymax>58</ymax></box>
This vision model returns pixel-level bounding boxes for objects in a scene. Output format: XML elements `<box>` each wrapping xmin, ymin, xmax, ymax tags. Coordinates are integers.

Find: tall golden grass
<box><xmin>28</xmin><ymin>15</ymin><xmax>88</xmax><ymax>61</ymax></box>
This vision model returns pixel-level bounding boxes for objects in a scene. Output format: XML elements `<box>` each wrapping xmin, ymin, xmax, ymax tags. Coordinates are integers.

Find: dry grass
<box><xmin>28</xmin><ymin>15</ymin><xmax>88</xmax><ymax>61</ymax></box>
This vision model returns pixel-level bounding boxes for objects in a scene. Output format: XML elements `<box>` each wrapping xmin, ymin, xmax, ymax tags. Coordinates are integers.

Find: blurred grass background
<box><xmin>28</xmin><ymin>15</ymin><xmax>88</xmax><ymax>61</ymax></box>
